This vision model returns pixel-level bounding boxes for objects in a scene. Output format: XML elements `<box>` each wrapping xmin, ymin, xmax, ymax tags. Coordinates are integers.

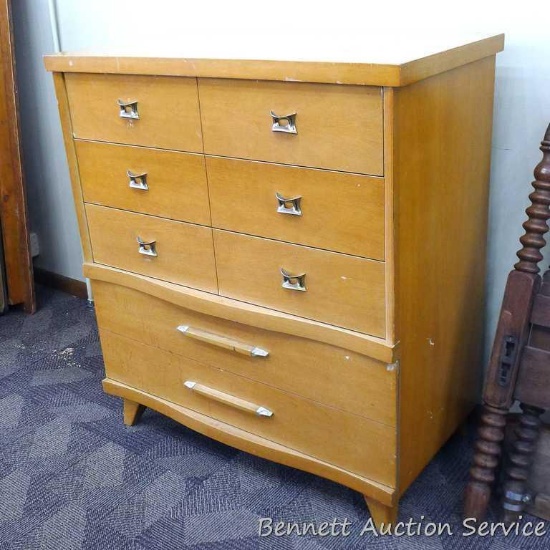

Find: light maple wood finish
<box><xmin>206</xmin><ymin>156</ymin><xmax>385</xmax><ymax>259</ymax></box>
<box><xmin>43</xmin><ymin>34</ymin><xmax>504</xmax><ymax>87</ymax></box>
<box><xmin>92</xmin><ymin>279</ymin><xmax>397</xmax><ymax>424</ymax></box>
<box><xmin>84</xmin><ymin>263</ymin><xmax>395</xmax><ymax>363</ymax></box>
<box><xmin>100</xmin><ymin>329</ymin><xmax>397</xmax><ymax>486</ymax></box>
<box><xmin>383</xmin><ymin>87</ymin><xmax>396</xmax><ymax>342</ymax></box>
<box><xmin>214</xmin><ymin>230</ymin><xmax>386</xmax><ymax>336</ymax></box>
<box><xmin>104</xmin><ymin>378</ymin><xmax>396</xmax><ymax>506</ymax></box>
<box><xmin>47</xmin><ymin>40</ymin><xmax>502</xmax><ymax>530</ymax></box>
<box><xmin>65</xmin><ymin>73</ymin><xmax>203</xmax><ymax>152</ymax></box>
<box><xmin>122</xmin><ymin>398</ymin><xmax>145</xmax><ymax>426</ymax></box>
<box><xmin>364</xmin><ymin>497</ymin><xmax>399</xmax><ymax>529</ymax></box>
<box><xmin>394</xmin><ymin>57</ymin><xmax>497</xmax><ymax>494</ymax></box>
<box><xmin>199</xmin><ymin>79</ymin><xmax>383</xmax><ymax>175</ymax></box>
<box><xmin>52</xmin><ymin>73</ymin><xmax>93</xmax><ymax>263</ymax></box>
<box><xmin>86</xmin><ymin>204</ymin><xmax>217</xmax><ymax>293</ymax></box>
<box><xmin>77</xmin><ymin>140</ymin><xmax>210</xmax><ymax>225</ymax></box>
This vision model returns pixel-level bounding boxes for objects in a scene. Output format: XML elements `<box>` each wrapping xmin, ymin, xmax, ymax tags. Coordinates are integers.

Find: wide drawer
<box><xmin>77</xmin><ymin>141</ymin><xmax>210</xmax><ymax>226</ymax></box>
<box><xmin>214</xmin><ymin>230</ymin><xmax>385</xmax><ymax>336</ymax></box>
<box><xmin>92</xmin><ymin>280</ymin><xmax>396</xmax><ymax>425</ymax></box>
<box><xmin>207</xmin><ymin>157</ymin><xmax>385</xmax><ymax>259</ymax></box>
<box><xmin>100</xmin><ymin>329</ymin><xmax>397</xmax><ymax>486</ymax></box>
<box><xmin>86</xmin><ymin>204</ymin><xmax>217</xmax><ymax>293</ymax></box>
<box><xmin>199</xmin><ymin>79</ymin><xmax>384</xmax><ymax>175</ymax></box>
<box><xmin>65</xmin><ymin>73</ymin><xmax>203</xmax><ymax>152</ymax></box>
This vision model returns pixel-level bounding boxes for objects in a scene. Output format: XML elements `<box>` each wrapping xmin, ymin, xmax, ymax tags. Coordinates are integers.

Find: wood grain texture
<box><xmin>43</xmin><ymin>34</ymin><xmax>504</xmax><ymax>87</ymax></box>
<box><xmin>383</xmin><ymin>87</ymin><xmax>396</xmax><ymax>343</ymax></box>
<box><xmin>84</xmin><ymin>263</ymin><xmax>395</xmax><ymax>363</ymax></box>
<box><xmin>100</xmin><ymin>329</ymin><xmax>398</xmax><ymax>486</ymax></box>
<box><xmin>65</xmin><ymin>73</ymin><xmax>203</xmax><ymax>152</ymax></box>
<box><xmin>0</xmin><ymin>0</ymin><xmax>34</xmax><ymax>311</ymax></box>
<box><xmin>199</xmin><ymin>79</ymin><xmax>383</xmax><ymax>175</ymax></box>
<box><xmin>514</xmin><ymin>347</ymin><xmax>550</xmax><ymax>409</ymax></box>
<box><xmin>214</xmin><ymin>230</ymin><xmax>386</xmax><ymax>336</ymax></box>
<box><xmin>393</xmin><ymin>57</ymin><xmax>496</xmax><ymax>494</ymax></box>
<box><xmin>77</xmin><ymin>140</ymin><xmax>211</xmax><ymax>225</ymax></box>
<box><xmin>206</xmin><ymin>156</ymin><xmax>385</xmax><ymax>259</ymax></box>
<box><xmin>103</xmin><ymin>378</ymin><xmax>396</xmax><ymax>506</ymax></box>
<box><xmin>52</xmin><ymin>72</ymin><xmax>93</xmax><ymax>264</ymax></box>
<box><xmin>531</xmin><ymin>294</ymin><xmax>550</xmax><ymax>329</ymax></box>
<box><xmin>92</xmin><ymin>279</ymin><xmax>397</xmax><ymax>425</ymax></box>
<box><xmin>86</xmin><ymin>204</ymin><xmax>217</xmax><ymax>293</ymax></box>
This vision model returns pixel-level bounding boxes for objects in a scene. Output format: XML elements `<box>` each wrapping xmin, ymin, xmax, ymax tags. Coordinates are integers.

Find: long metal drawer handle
<box><xmin>280</xmin><ymin>268</ymin><xmax>306</xmax><ymax>292</ymax></box>
<box><xmin>270</xmin><ymin>111</ymin><xmax>297</xmax><ymax>134</ymax></box>
<box><xmin>177</xmin><ymin>325</ymin><xmax>268</xmax><ymax>357</ymax></box>
<box><xmin>127</xmin><ymin>170</ymin><xmax>149</xmax><ymax>191</ymax></box>
<box><xmin>117</xmin><ymin>99</ymin><xmax>139</xmax><ymax>120</ymax></box>
<box><xmin>136</xmin><ymin>236</ymin><xmax>157</xmax><ymax>257</ymax></box>
<box><xmin>276</xmin><ymin>192</ymin><xmax>302</xmax><ymax>216</ymax></box>
<box><xmin>184</xmin><ymin>381</ymin><xmax>273</xmax><ymax>417</ymax></box>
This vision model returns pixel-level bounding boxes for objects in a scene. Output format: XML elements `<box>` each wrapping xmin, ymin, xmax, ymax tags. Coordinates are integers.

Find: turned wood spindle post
<box><xmin>464</xmin><ymin>125</ymin><xmax>550</xmax><ymax>520</ymax></box>
<box><xmin>502</xmin><ymin>404</ymin><xmax>544</xmax><ymax>522</ymax></box>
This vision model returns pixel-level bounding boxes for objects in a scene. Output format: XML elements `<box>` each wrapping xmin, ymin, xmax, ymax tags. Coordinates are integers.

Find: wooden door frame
<box><xmin>0</xmin><ymin>0</ymin><xmax>35</xmax><ymax>313</ymax></box>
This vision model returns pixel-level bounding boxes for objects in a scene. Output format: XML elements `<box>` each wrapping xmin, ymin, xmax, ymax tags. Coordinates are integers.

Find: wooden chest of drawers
<box><xmin>46</xmin><ymin>35</ymin><xmax>504</xmax><ymax>528</ymax></box>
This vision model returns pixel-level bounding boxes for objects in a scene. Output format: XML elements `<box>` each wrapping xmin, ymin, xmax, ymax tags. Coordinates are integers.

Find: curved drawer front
<box><xmin>86</xmin><ymin>204</ymin><xmax>217</xmax><ymax>293</ymax></box>
<box><xmin>92</xmin><ymin>279</ymin><xmax>396</xmax><ymax>426</ymax></box>
<box><xmin>199</xmin><ymin>79</ymin><xmax>383</xmax><ymax>175</ymax></box>
<box><xmin>65</xmin><ymin>73</ymin><xmax>203</xmax><ymax>152</ymax></box>
<box><xmin>100</xmin><ymin>330</ymin><xmax>397</xmax><ymax>486</ymax></box>
<box><xmin>77</xmin><ymin>141</ymin><xmax>211</xmax><ymax>225</ymax></box>
<box><xmin>214</xmin><ymin>230</ymin><xmax>386</xmax><ymax>337</ymax></box>
<box><xmin>207</xmin><ymin>157</ymin><xmax>385</xmax><ymax>259</ymax></box>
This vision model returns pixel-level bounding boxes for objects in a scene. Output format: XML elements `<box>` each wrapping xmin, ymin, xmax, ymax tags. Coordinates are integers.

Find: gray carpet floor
<box><xmin>0</xmin><ymin>286</ymin><xmax>548</xmax><ymax>549</ymax></box>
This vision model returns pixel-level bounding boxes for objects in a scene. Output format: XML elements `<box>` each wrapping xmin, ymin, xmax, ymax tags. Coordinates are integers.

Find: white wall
<box><xmin>13</xmin><ymin>0</ymin><xmax>550</xmax><ymax>362</ymax></box>
<box><xmin>12</xmin><ymin>0</ymin><xmax>83</xmax><ymax>281</ymax></box>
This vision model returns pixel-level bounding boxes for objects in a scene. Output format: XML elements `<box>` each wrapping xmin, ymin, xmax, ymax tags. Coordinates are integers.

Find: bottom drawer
<box><xmin>100</xmin><ymin>329</ymin><xmax>397</xmax><ymax>487</ymax></box>
<box><xmin>92</xmin><ymin>279</ymin><xmax>397</xmax><ymax>425</ymax></box>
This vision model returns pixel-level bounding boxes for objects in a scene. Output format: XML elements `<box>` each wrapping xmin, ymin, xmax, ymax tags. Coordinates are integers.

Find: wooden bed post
<box><xmin>464</xmin><ymin>125</ymin><xmax>550</xmax><ymax>520</ymax></box>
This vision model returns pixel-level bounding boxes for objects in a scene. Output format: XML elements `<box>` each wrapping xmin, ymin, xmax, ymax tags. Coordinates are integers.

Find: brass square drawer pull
<box><xmin>184</xmin><ymin>380</ymin><xmax>274</xmax><ymax>417</ymax></box>
<box><xmin>127</xmin><ymin>170</ymin><xmax>149</xmax><ymax>191</ymax></box>
<box><xmin>280</xmin><ymin>268</ymin><xmax>306</xmax><ymax>292</ymax></box>
<box><xmin>275</xmin><ymin>192</ymin><xmax>302</xmax><ymax>216</ymax></box>
<box><xmin>117</xmin><ymin>99</ymin><xmax>139</xmax><ymax>120</ymax></box>
<box><xmin>136</xmin><ymin>236</ymin><xmax>157</xmax><ymax>257</ymax></box>
<box><xmin>270</xmin><ymin>111</ymin><xmax>297</xmax><ymax>134</ymax></box>
<box><xmin>177</xmin><ymin>325</ymin><xmax>269</xmax><ymax>357</ymax></box>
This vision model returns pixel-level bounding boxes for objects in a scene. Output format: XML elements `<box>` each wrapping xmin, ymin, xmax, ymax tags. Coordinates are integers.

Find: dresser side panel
<box><xmin>394</xmin><ymin>56</ymin><xmax>496</xmax><ymax>493</ymax></box>
<box><xmin>51</xmin><ymin>72</ymin><xmax>92</xmax><ymax>263</ymax></box>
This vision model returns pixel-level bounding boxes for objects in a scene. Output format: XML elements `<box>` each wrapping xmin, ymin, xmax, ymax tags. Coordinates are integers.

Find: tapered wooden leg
<box><xmin>464</xmin><ymin>404</ymin><xmax>507</xmax><ymax>520</ymax></box>
<box><xmin>364</xmin><ymin>496</ymin><xmax>398</xmax><ymax>531</ymax></box>
<box><xmin>123</xmin><ymin>398</ymin><xmax>146</xmax><ymax>426</ymax></box>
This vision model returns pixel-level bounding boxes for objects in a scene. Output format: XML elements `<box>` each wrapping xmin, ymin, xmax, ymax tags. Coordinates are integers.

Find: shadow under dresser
<box><xmin>45</xmin><ymin>34</ymin><xmax>504</xmax><ymax>529</ymax></box>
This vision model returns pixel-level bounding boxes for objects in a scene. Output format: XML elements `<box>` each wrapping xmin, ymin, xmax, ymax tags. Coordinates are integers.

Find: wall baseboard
<box><xmin>34</xmin><ymin>267</ymin><xmax>87</xmax><ymax>300</ymax></box>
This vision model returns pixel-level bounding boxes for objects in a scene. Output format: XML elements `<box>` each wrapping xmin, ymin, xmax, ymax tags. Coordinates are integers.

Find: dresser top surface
<box><xmin>44</xmin><ymin>32</ymin><xmax>504</xmax><ymax>87</ymax></box>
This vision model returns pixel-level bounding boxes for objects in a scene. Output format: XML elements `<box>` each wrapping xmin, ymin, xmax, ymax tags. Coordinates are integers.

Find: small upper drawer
<box><xmin>199</xmin><ymin>79</ymin><xmax>384</xmax><ymax>175</ymax></box>
<box><xmin>214</xmin><ymin>230</ymin><xmax>386</xmax><ymax>337</ymax></box>
<box><xmin>65</xmin><ymin>73</ymin><xmax>203</xmax><ymax>152</ymax></box>
<box><xmin>207</xmin><ymin>157</ymin><xmax>385</xmax><ymax>259</ymax></box>
<box><xmin>86</xmin><ymin>204</ymin><xmax>217</xmax><ymax>293</ymax></box>
<box><xmin>77</xmin><ymin>141</ymin><xmax>211</xmax><ymax>226</ymax></box>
